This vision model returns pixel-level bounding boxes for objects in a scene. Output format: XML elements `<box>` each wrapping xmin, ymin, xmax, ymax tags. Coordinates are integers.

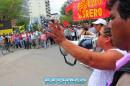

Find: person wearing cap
<box><xmin>48</xmin><ymin>21</ymin><xmax>127</xmax><ymax>85</ymax></box>
<box><xmin>91</xmin><ymin>18</ymin><xmax>108</xmax><ymax>52</ymax></box>
<box><xmin>92</xmin><ymin>18</ymin><xmax>107</xmax><ymax>35</ymax></box>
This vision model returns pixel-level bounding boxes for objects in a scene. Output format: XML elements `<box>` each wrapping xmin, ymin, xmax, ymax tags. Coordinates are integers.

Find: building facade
<box><xmin>28</xmin><ymin>0</ymin><xmax>51</xmax><ymax>25</ymax></box>
<box><xmin>22</xmin><ymin>0</ymin><xmax>30</xmax><ymax>18</ymax></box>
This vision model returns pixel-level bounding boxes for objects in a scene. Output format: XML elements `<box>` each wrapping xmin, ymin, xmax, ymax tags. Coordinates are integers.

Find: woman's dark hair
<box><xmin>99</xmin><ymin>24</ymin><xmax>104</xmax><ymax>26</ymax></box>
<box><xmin>103</xmin><ymin>27</ymin><xmax>113</xmax><ymax>45</ymax></box>
<box><xmin>107</xmin><ymin>0</ymin><xmax>130</xmax><ymax>20</ymax></box>
<box><xmin>103</xmin><ymin>27</ymin><xmax>112</xmax><ymax>37</ymax></box>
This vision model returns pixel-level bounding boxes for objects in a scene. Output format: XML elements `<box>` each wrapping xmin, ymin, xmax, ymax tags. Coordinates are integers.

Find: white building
<box><xmin>22</xmin><ymin>0</ymin><xmax>30</xmax><ymax>18</ymax></box>
<box><xmin>28</xmin><ymin>0</ymin><xmax>51</xmax><ymax>24</ymax></box>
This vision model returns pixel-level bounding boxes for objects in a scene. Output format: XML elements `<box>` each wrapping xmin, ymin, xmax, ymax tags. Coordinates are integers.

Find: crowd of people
<box><xmin>64</xmin><ymin>23</ymin><xmax>96</xmax><ymax>41</ymax></box>
<box><xmin>0</xmin><ymin>0</ymin><xmax>130</xmax><ymax>85</ymax></box>
<box><xmin>0</xmin><ymin>30</ymin><xmax>56</xmax><ymax>50</ymax></box>
<box><xmin>48</xmin><ymin>0</ymin><xmax>130</xmax><ymax>86</ymax></box>
<box><xmin>58</xmin><ymin>18</ymin><xmax>127</xmax><ymax>86</ymax></box>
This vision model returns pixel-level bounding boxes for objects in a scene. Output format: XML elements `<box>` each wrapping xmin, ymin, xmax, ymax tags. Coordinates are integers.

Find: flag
<box><xmin>65</xmin><ymin>2</ymin><xmax>73</xmax><ymax>14</ymax></box>
<box><xmin>63</xmin><ymin>20</ymin><xmax>69</xmax><ymax>28</ymax></box>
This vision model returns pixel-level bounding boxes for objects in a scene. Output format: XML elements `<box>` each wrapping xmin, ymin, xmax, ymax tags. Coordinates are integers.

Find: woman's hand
<box><xmin>48</xmin><ymin>23</ymin><xmax>66</xmax><ymax>45</ymax></box>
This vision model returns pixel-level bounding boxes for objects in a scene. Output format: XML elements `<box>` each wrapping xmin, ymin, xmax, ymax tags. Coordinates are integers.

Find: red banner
<box><xmin>73</xmin><ymin>0</ymin><xmax>110</xmax><ymax>21</ymax></box>
<box><xmin>65</xmin><ymin>2</ymin><xmax>73</xmax><ymax>14</ymax></box>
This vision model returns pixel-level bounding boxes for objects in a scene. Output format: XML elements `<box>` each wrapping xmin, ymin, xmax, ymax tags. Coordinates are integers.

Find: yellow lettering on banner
<box><xmin>98</xmin><ymin>0</ymin><xmax>103</xmax><ymax>5</ymax></box>
<box><xmin>86</xmin><ymin>10</ymin><xmax>89</xmax><ymax>18</ymax></box>
<box><xmin>90</xmin><ymin>0</ymin><xmax>103</xmax><ymax>7</ymax></box>
<box><xmin>99</xmin><ymin>0</ymin><xmax>103</xmax><ymax>6</ymax></box>
<box><xmin>78</xmin><ymin>12</ymin><xmax>83</xmax><ymax>19</ymax></box>
<box><xmin>94</xmin><ymin>9</ymin><xmax>98</xmax><ymax>17</ymax></box>
<box><xmin>77</xmin><ymin>0</ymin><xmax>103</xmax><ymax>14</ymax></box>
<box><xmin>77</xmin><ymin>0</ymin><xmax>104</xmax><ymax>19</ymax></box>
<box><xmin>87</xmin><ymin>0</ymin><xmax>90</xmax><ymax>8</ymax></box>
<box><xmin>78</xmin><ymin>0</ymin><xmax>103</xmax><ymax>9</ymax></box>
<box><xmin>78</xmin><ymin>8</ymin><xmax>103</xmax><ymax>19</ymax></box>
<box><xmin>91</xmin><ymin>0</ymin><xmax>96</xmax><ymax>7</ymax></box>
<box><xmin>89</xmin><ymin>9</ymin><xmax>93</xmax><ymax>17</ymax></box>
<box><xmin>98</xmin><ymin>8</ymin><xmax>102</xmax><ymax>16</ymax></box>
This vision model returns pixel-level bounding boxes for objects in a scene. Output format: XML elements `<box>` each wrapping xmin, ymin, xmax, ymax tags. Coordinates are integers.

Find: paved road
<box><xmin>0</xmin><ymin>46</ymin><xmax>92</xmax><ymax>86</ymax></box>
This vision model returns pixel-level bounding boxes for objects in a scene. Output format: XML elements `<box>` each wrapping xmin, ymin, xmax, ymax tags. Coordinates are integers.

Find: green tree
<box><xmin>32</xmin><ymin>22</ymin><xmax>39</xmax><ymax>31</ymax></box>
<box><xmin>60</xmin><ymin>11</ymin><xmax>73</xmax><ymax>25</ymax></box>
<box><xmin>60</xmin><ymin>2</ymin><xmax>68</xmax><ymax>15</ymax></box>
<box><xmin>16</xmin><ymin>17</ymin><xmax>29</xmax><ymax>30</ymax></box>
<box><xmin>60</xmin><ymin>2</ymin><xmax>73</xmax><ymax>25</ymax></box>
<box><xmin>0</xmin><ymin>0</ymin><xmax>23</xmax><ymax>20</ymax></box>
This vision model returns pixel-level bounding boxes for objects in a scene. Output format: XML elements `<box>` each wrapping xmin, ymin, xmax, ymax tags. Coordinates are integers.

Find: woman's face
<box><xmin>94</xmin><ymin>24</ymin><xmax>102</xmax><ymax>32</ymax></box>
<box><xmin>97</xmin><ymin>27</ymin><xmax>106</xmax><ymax>48</ymax></box>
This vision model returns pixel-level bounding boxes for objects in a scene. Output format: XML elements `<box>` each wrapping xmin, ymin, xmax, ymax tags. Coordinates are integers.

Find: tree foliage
<box><xmin>16</xmin><ymin>17</ymin><xmax>29</xmax><ymax>28</ymax></box>
<box><xmin>60</xmin><ymin>11</ymin><xmax>73</xmax><ymax>25</ymax></box>
<box><xmin>0</xmin><ymin>0</ymin><xmax>23</xmax><ymax>20</ymax></box>
<box><xmin>60</xmin><ymin>2</ymin><xmax>68</xmax><ymax>15</ymax></box>
<box><xmin>32</xmin><ymin>23</ymin><xmax>39</xmax><ymax>31</ymax></box>
<box><xmin>60</xmin><ymin>2</ymin><xmax>73</xmax><ymax>25</ymax></box>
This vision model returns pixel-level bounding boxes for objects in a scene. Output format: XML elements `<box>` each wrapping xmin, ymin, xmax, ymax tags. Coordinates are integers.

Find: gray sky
<box><xmin>49</xmin><ymin>0</ymin><xmax>66</xmax><ymax>14</ymax></box>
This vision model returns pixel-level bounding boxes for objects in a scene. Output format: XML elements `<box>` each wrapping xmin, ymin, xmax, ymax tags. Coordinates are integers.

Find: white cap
<box><xmin>92</xmin><ymin>18</ymin><xmax>107</xmax><ymax>26</ymax></box>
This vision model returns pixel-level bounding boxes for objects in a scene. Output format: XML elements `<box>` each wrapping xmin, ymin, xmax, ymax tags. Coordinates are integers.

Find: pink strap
<box><xmin>106</xmin><ymin>80</ymin><xmax>111</xmax><ymax>86</ymax></box>
<box><xmin>116</xmin><ymin>53</ymin><xmax>130</xmax><ymax>70</ymax></box>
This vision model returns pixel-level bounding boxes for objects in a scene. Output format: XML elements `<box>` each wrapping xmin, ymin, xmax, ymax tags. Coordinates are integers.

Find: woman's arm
<box><xmin>48</xmin><ymin>23</ymin><xmax>124</xmax><ymax>70</ymax></box>
<box><xmin>60</xmin><ymin>40</ymin><xmax>124</xmax><ymax>70</ymax></box>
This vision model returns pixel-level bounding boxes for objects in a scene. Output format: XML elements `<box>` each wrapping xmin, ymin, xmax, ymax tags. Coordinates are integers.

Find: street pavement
<box><xmin>0</xmin><ymin>46</ymin><xmax>92</xmax><ymax>86</ymax></box>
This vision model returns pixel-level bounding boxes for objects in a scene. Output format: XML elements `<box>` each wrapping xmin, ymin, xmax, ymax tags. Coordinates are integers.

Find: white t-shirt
<box><xmin>88</xmin><ymin>49</ymin><xmax>128</xmax><ymax>86</ymax></box>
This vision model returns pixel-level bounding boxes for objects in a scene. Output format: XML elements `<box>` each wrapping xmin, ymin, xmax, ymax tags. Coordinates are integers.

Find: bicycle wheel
<box><xmin>1</xmin><ymin>46</ymin><xmax>7</xmax><ymax>55</ymax></box>
<box><xmin>9</xmin><ymin>45</ymin><xmax>14</xmax><ymax>53</ymax></box>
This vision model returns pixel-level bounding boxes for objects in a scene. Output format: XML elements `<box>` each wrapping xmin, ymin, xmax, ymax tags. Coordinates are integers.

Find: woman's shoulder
<box><xmin>108</xmin><ymin>48</ymin><xmax>128</xmax><ymax>55</ymax></box>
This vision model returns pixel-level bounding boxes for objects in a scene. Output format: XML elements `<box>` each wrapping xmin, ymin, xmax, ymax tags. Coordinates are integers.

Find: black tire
<box><xmin>1</xmin><ymin>46</ymin><xmax>7</xmax><ymax>55</ymax></box>
<box><xmin>9</xmin><ymin>45</ymin><xmax>14</xmax><ymax>53</ymax></box>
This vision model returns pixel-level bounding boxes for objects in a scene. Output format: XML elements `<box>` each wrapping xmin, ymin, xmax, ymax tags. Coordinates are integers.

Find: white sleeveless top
<box><xmin>88</xmin><ymin>49</ymin><xmax>127</xmax><ymax>86</ymax></box>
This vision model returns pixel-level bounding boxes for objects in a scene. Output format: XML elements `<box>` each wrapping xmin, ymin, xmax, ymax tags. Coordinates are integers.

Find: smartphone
<box><xmin>44</xmin><ymin>20</ymin><xmax>54</xmax><ymax>32</ymax></box>
<box><xmin>44</xmin><ymin>19</ymin><xmax>58</xmax><ymax>32</ymax></box>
